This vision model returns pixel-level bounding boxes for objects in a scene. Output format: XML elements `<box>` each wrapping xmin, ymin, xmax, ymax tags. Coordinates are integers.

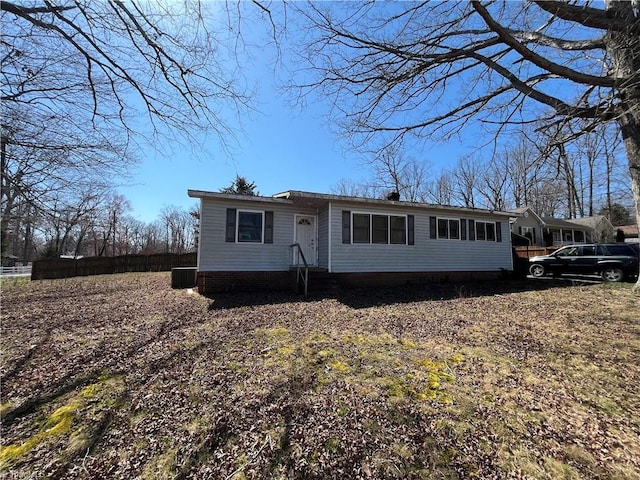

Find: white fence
<box><xmin>0</xmin><ymin>266</ymin><xmax>32</xmax><ymax>276</ymax></box>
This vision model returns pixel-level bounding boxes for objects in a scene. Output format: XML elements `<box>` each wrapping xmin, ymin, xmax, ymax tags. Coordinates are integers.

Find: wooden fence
<box><xmin>513</xmin><ymin>246</ymin><xmax>559</xmax><ymax>259</ymax></box>
<box><xmin>31</xmin><ymin>253</ymin><xmax>196</xmax><ymax>280</ymax></box>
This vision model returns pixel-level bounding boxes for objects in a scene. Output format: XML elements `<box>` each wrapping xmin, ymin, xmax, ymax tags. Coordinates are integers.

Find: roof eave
<box><xmin>275</xmin><ymin>190</ymin><xmax>516</xmax><ymax>218</ymax></box>
<box><xmin>187</xmin><ymin>190</ymin><xmax>292</xmax><ymax>204</ymax></box>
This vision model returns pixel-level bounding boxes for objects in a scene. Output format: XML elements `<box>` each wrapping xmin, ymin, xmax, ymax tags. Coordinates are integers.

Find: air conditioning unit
<box><xmin>171</xmin><ymin>267</ymin><xmax>197</xmax><ymax>289</ymax></box>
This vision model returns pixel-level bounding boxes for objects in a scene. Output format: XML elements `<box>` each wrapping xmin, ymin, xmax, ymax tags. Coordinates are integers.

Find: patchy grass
<box><xmin>1</xmin><ymin>272</ymin><xmax>639</xmax><ymax>479</ymax></box>
<box><xmin>0</xmin><ymin>276</ymin><xmax>30</xmax><ymax>289</ymax></box>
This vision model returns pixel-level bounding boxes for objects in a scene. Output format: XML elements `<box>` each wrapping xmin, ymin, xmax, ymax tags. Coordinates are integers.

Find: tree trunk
<box><xmin>619</xmin><ymin>116</ymin><xmax>640</xmax><ymax>288</ymax></box>
<box><xmin>607</xmin><ymin>0</ymin><xmax>640</xmax><ymax>288</ymax></box>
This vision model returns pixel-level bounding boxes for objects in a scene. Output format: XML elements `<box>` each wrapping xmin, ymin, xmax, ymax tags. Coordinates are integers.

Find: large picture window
<box><xmin>431</xmin><ymin>217</ymin><xmax>501</xmax><ymax>242</ymax></box>
<box><xmin>351</xmin><ymin>212</ymin><xmax>408</xmax><ymax>245</ymax></box>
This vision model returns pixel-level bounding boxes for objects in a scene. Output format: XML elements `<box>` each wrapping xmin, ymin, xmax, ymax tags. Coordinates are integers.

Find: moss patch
<box><xmin>0</xmin><ymin>374</ymin><xmax>124</xmax><ymax>470</ymax></box>
<box><xmin>256</xmin><ymin>327</ymin><xmax>463</xmax><ymax>405</ymax></box>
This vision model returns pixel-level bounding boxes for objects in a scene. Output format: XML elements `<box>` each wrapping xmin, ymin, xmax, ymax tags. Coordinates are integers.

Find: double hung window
<box><xmin>225</xmin><ymin>208</ymin><xmax>274</xmax><ymax>243</ymax></box>
<box><xmin>430</xmin><ymin>216</ymin><xmax>502</xmax><ymax>242</ymax></box>
<box><xmin>237</xmin><ymin>211</ymin><xmax>263</xmax><ymax>242</ymax></box>
<box><xmin>475</xmin><ymin>221</ymin><xmax>496</xmax><ymax>241</ymax></box>
<box><xmin>437</xmin><ymin>218</ymin><xmax>460</xmax><ymax>240</ymax></box>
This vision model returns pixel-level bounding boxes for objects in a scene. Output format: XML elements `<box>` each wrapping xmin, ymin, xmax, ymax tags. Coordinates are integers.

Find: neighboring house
<box><xmin>188</xmin><ymin>189</ymin><xmax>515</xmax><ymax>293</ymax></box>
<box><xmin>567</xmin><ymin>216</ymin><xmax>615</xmax><ymax>243</ymax></box>
<box><xmin>509</xmin><ymin>207</ymin><xmax>613</xmax><ymax>246</ymax></box>
<box><xmin>618</xmin><ymin>224</ymin><xmax>639</xmax><ymax>243</ymax></box>
<box><xmin>1</xmin><ymin>253</ymin><xmax>18</xmax><ymax>267</ymax></box>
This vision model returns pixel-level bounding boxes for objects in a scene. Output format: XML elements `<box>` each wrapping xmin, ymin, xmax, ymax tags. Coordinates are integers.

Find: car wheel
<box><xmin>529</xmin><ymin>264</ymin><xmax>545</xmax><ymax>278</ymax></box>
<box><xmin>602</xmin><ymin>268</ymin><xmax>624</xmax><ymax>282</ymax></box>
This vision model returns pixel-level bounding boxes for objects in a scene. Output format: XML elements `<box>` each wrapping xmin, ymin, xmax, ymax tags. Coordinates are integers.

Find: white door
<box><xmin>295</xmin><ymin>216</ymin><xmax>316</xmax><ymax>266</ymax></box>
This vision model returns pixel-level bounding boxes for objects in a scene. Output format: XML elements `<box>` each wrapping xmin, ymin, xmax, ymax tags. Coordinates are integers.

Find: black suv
<box><xmin>529</xmin><ymin>243</ymin><xmax>639</xmax><ymax>282</ymax></box>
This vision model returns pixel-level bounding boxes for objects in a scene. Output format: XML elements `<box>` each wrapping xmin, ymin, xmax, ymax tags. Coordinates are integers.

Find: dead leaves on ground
<box><xmin>1</xmin><ymin>273</ymin><xmax>639</xmax><ymax>479</ymax></box>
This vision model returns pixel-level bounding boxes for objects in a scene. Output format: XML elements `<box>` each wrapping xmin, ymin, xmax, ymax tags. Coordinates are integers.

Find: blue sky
<box><xmin>116</xmin><ymin>3</ymin><xmax>476</xmax><ymax>223</ymax></box>
<box><xmin>119</xmin><ymin>62</ymin><xmax>465</xmax><ymax>222</ymax></box>
<box><xmin>118</xmin><ymin>76</ymin><xmax>360</xmax><ymax>221</ymax></box>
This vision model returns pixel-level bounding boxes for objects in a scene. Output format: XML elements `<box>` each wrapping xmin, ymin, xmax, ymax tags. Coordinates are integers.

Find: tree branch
<box><xmin>510</xmin><ymin>30</ymin><xmax>605</xmax><ymax>51</ymax></box>
<box><xmin>534</xmin><ymin>0</ymin><xmax>638</xmax><ymax>32</ymax></box>
<box><xmin>0</xmin><ymin>1</ymin><xmax>75</xmax><ymax>15</ymax></box>
<box><xmin>471</xmin><ymin>1</ymin><xmax>615</xmax><ymax>87</ymax></box>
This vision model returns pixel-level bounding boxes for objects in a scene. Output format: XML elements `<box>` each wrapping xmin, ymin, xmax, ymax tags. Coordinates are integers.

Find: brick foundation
<box><xmin>197</xmin><ymin>269</ymin><xmax>506</xmax><ymax>294</ymax></box>
<box><xmin>331</xmin><ymin>270</ymin><xmax>504</xmax><ymax>288</ymax></box>
<box><xmin>197</xmin><ymin>271</ymin><xmax>294</xmax><ymax>294</ymax></box>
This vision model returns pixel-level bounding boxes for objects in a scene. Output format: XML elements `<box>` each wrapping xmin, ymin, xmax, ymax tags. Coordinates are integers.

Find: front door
<box><xmin>295</xmin><ymin>215</ymin><xmax>316</xmax><ymax>266</ymax></box>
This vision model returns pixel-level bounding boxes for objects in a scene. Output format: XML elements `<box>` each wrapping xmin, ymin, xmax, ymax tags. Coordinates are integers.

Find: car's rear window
<box><xmin>605</xmin><ymin>245</ymin><xmax>633</xmax><ymax>256</ymax></box>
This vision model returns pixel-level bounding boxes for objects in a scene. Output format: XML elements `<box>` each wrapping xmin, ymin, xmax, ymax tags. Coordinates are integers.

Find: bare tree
<box><xmin>297</xmin><ymin>0</ymin><xmax>640</xmax><ymax>285</ymax></box>
<box><xmin>331</xmin><ymin>147</ymin><xmax>431</xmax><ymax>202</ymax></box>
<box><xmin>1</xmin><ymin>1</ymin><xmax>264</xmax><ymax>261</ymax></box>
<box><xmin>331</xmin><ymin>178</ymin><xmax>379</xmax><ymax>198</ymax></box>
<box><xmin>160</xmin><ymin>205</ymin><xmax>197</xmax><ymax>254</ymax></box>
<box><xmin>1</xmin><ymin>1</ymin><xmax>251</xmax><ymax>144</ymax></box>
<box><xmin>427</xmin><ymin>171</ymin><xmax>455</xmax><ymax>206</ymax></box>
<box><xmin>478</xmin><ymin>155</ymin><xmax>509</xmax><ymax>211</ymax></box>
<box><xmin>452</xmin><ymin>156</ymin><xmax>479</xmax><ymax>208</ymax></box>
<box><xmin>365</xmin><ymin>147</ymin><xmax>431</xmax><ymax>201</ymax></box>
<box><xmin>0</xmin><ymin>106</ymin><xmax>130</xmax><ymax>259</ymax></box>
<box><xmin>38</xmin><ymin>189</ymin><xmax>104</xmax><ymax>258</ymax></box>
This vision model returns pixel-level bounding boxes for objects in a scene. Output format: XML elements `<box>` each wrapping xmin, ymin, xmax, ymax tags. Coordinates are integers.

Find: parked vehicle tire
<box><xmin>601</xmin><ymin>267</ymin><xmax>624</xmax><ymax>282</ymax></box>
<box><xmin>529</xmin><ymin>263</ymin><xmax>546</xmax><ymax>278</ymax></box>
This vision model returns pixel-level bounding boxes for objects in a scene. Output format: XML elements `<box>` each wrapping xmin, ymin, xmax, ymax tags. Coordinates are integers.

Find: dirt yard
<box><xmin>1</xmin><ymin>273</ymin><xmax>639</xmax><ymax>479</ymax></box>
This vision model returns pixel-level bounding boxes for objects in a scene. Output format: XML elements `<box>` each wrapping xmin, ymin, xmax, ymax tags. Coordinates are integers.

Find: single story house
<box><xmin>509</xmin><ymin>207</ymin><xmax>613</xmax><ymax>246</ymax></box>
<box><xmin>188</xmin><ymin>189</ymin><xmax>516</xmax><ymax>293</ymax></box>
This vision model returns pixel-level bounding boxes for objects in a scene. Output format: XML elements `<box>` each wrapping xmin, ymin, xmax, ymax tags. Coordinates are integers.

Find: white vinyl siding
<box><xmin>198</xmin><ymin>198</ymin><xmax>314</xmax><ymax>271</ymax></box>
<box><xmin>197</xmin><ymin>195</ymin><xmax>512</xmax><ymax>274</ymax></box>
<box><xmin>330</xmin><ymin>202</ymin><xmax>511</xmax><ymax>273</ymax></box>
<box><xmin>318</xmin><ymin>207</ymin><xmax>329</xmax><ymax>269</ymax></box>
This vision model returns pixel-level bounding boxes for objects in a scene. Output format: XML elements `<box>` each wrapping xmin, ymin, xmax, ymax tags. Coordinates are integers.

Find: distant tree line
<box><xmin>1</xmin><ymin>175</ymin><xmax>262</xmax><ymax>265</ymax></box>
<box><xmin>1</xmin><ymin>190</ymin><xmax>198</xmax><ymax>265</ymax></box>
<box><xmin>333</xmin><ymin>126</ymin><xmax>634</xmax><ymax>224</ymax></box>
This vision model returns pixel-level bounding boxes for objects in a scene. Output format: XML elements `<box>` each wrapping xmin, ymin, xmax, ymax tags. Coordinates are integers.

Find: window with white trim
<box><xmin>353</xmin><ymin>213</ymin><xmax>371</xmax><ymax>243</ymax></box>
<box><xmin>225</xmin><ymin>208</ymin><xmax>273</xmax><ymax>244</ymax></box>
<box><xmin>238</xmin><ymin>211</ymin><xmax>263</xmax><ymax>242</ymax></box>
<box><xmin>475</xmin><ymin>221</ymin><xmax>496</xmax><ymax>241</ymax></box>
<box><xmin>352</xmin><ymin>212</ymin><xmax>408</xmax><ymax>244</ymax></box>
<box><xmin>521</xmin><ymin>226</ymin><xmax>534</xmax><ymax>242</ymax></box>
<box><xmin>437</xmin><ymin>218</ymin><xmax>460</xmax><ymax>240</ymax></box>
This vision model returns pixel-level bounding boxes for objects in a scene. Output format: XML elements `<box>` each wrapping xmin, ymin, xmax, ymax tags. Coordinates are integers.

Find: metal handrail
<box><xmin>289</xmin><ymin>243</ymin><xmax>309</xmax><ymax>297</ymax></box>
